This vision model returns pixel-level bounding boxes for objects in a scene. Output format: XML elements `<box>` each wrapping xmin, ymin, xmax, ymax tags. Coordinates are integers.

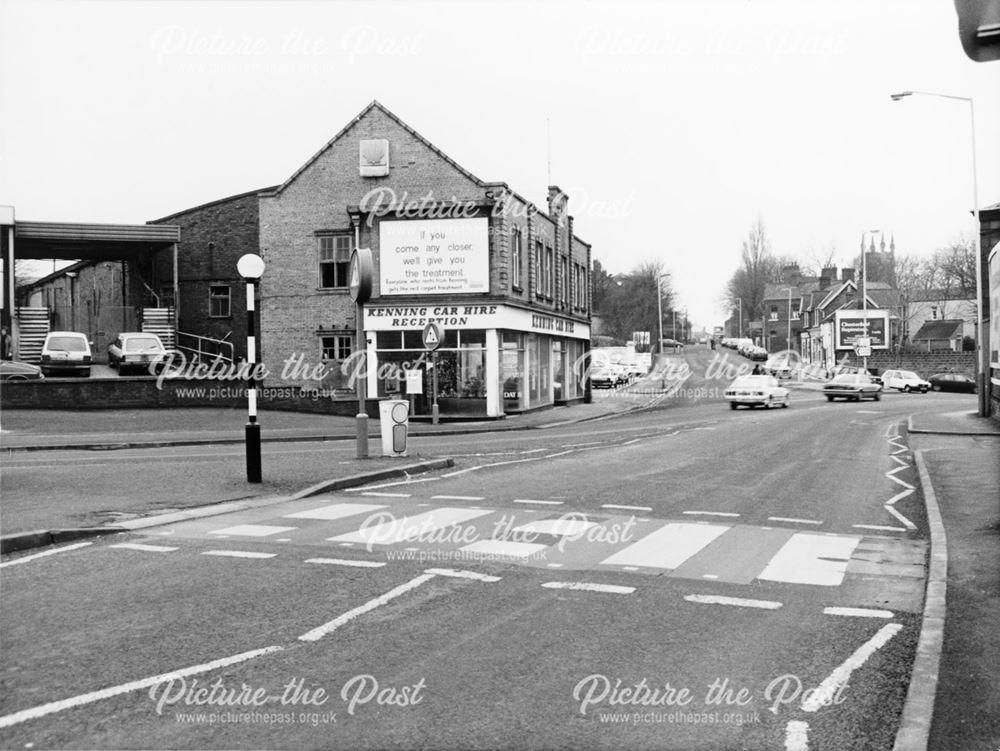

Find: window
<box><xmin>321</xmin><ymin>334</ymin><xmax>354</xmax><ymax>360</ymax></box>
<box><xmin>544</xmin><ymin>246</ymin><xmax>554</xmax><ymax>298</ymax></box>
<box><xmin>769</xmin><ymin>305</ymin><xmax>779</xmax><ymax>321</ymax></box>
<box><xmin>209</xmin><ymin>285</ymin><xmax>231</xmax><ymax>318</ymax></box>
<box><xmin>319</xmin><ymin>235</ymin><xmax>352</xmax><ymax>288</ymax></box>
<box><xmin>559</xmin><ymin>256</ymin><xmax>568</xmax><ymax>305</ymax></box>
<box><xmin>511</xmin><ymin>229</ymin><xmax>523</xmax><ymax>290</ymax></box>
<box><xmin>534</xmin><ymin>241</ymin><xmax>543</xmax><ymax>295</ymax></box>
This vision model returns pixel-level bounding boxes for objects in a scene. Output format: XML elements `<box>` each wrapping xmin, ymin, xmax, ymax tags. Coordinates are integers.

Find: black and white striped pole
<box><xmin>237</xmin><ymin>253</ymin><xmax>265</xmax><ymax>483</ymax></box>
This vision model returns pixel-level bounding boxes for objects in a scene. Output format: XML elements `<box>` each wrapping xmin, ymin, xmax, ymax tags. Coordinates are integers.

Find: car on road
<box><xmin>588</xmin><ymin>364</ymin><xmax>618</xmax><ymax>389</ymax></box>
<box><xmin>880</xmin><ymin>369</ymin><xmax>931</xmax><ymax>393</ymax></box>
<box><xmin>724</xmin><ymin>375</ymin><xmax>790</xmax><ymax>410</ymax></box>
<box><xmin>108</xmin><ymin>332</ymin><xmax>169</xmax><ymax>374</ymax></box>
<box><xmin>0</xmin><ymin>359</ymin><xmax>44</xmax><ymax>381</ymax></box>
<box><xmin>40</xmin><ymin>331</ymin><xmax>92</xmax><ymax>377</ymax></box>
<box><xmin>928</xmin><ymin>373</ymin><xmax>977</xmax><ymax>393</ymax></box>
<box><xmin>823</xmin><ymin>373</ymin><xmax>881</xmax><ymax>402</ymax></box>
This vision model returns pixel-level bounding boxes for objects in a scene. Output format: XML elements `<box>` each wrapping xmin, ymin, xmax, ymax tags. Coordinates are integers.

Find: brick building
<box><xmin>153</xmin><ymin>101</ymin><xmax>593</xmax><ymax>417</ymax></box>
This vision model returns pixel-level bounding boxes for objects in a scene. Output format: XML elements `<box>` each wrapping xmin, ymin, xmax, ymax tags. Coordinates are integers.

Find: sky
<box><xmin>1</xmin><ymin>0</ymin><xmax>998</xmax><ymax>330</ymax></box>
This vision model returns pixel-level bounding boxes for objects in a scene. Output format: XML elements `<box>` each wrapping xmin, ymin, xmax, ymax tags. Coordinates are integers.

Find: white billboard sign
<box><xmin>379</xmin><ymin>217</ymin><xmax>489</xmax><ymax>295</ymax></box>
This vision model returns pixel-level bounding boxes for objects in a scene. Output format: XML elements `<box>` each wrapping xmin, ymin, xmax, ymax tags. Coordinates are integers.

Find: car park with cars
<box><xmin>928</xmin><ymin>373</ymin><xmax>977</xmax><ymax>393</ymax></box>
<box><xmin>880</xmin><ymin>369</ymin><xmax>931</xmax><ymax>393</ymax></box>
<box><xmin>724</xmin><ymin>374</ymin><xmax>790</xmax><ymax>409</ymax></box>
<box><xmin>108</xmin><ymin>332</ymin><xmax>170</xmax><ymax>374</ymax></box>
<box><xmin>40</xmin><ymin>331</ymin><xmax>93</xmax><ymax>377</ymax></box>
<box><xmin>0</xmin><ymin>359</ymin><xmax>44</xmax><ymax>381</ymax></box>
<box><xmin>823</xmin><ymin>372</ymin><xmax>882</xmax><ymax>402</ymax></box>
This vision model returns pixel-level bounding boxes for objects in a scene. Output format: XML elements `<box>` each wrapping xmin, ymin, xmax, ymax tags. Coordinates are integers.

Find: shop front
<box><xmin>363</xmin><ymin>303</ymin><xmax>590</xmax><ymax>418</ymax></box>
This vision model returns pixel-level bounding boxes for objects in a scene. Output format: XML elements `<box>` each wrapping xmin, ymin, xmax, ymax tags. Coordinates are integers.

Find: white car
<box><xmin>880</xmin><ymin>369</ymin><xmax>930</xmax><ymax>394</ymax></box>
<box><xmin>724</xmin><ymin>375</ymin><xmax>790</xmax><ymax>410</ymax></box>
<box><xmin>40</xmin><ymin>331</ymin><xmax>93</xmax><ymax>377</ymax></box>
<box><xmin>108</xmin><ymin>332</ymin><xmax>169</xmax><ymax>374</ymax></box>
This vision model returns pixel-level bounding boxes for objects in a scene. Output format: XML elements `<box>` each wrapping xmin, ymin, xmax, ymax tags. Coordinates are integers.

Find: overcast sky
<box><xmin>2</xmin><ymin>0</ymin><xmax>997</xmax><ymax>329</ymax></box>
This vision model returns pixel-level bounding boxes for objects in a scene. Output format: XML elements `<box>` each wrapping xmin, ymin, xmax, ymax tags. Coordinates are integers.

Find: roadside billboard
<box><xmin>834</xmin><ymin>310</ymin><xmax>889</xmax><ymax>350</ymax></box>
<box><xmin>379</xmin><ymin>217</ymin><xmax>489</xmax><ymax>295</ymax></box>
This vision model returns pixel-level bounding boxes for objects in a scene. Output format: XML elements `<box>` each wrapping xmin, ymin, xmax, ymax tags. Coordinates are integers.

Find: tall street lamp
<box><xmin>237</xmin><ymin>253</ymin><xmax>265</xmax><ymax>483</ymax></box>
<box><xmin>891</xmin><ymin>89</ymin><xmax>987</xmax><ymax>417</ymax></box>
<box><xmin>736</xmin><ymin>297</ymin><xmax>743</xmax><ymax>338</ymax></box>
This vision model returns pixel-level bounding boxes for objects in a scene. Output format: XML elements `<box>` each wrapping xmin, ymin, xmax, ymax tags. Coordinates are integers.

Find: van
<box><xmin>40</xmin><ymin>331</ymin><xmax>93</xmax><ymax>377</ymax></box>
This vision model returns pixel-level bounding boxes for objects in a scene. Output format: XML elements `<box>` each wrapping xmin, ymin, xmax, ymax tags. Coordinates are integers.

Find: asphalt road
<box><xmin>0</xmin><ymin>368</ymin><xmax>955</xmax><ymax>750</ymax></box>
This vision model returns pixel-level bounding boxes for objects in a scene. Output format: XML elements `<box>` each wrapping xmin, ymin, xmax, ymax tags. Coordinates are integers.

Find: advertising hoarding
<box><xmin>835</xmin><ymin>310</ymin><xmax>889</xmax><ymax>350</ymax></box>
<box><xmin>379</xmin><ymin>217</ymin><xmax>489</xmax><ymax>295</ymax></box>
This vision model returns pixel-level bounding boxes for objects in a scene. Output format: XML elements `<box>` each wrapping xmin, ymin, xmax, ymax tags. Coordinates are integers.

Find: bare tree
<box><xmin>724</xmin><ymin>217</ymin><xmax>777</xmax><ymax>335</ymax></box>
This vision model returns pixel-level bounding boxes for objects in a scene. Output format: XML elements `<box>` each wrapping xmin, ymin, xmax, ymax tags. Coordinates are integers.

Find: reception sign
<box><xmin>379</xmin><ymin>217</ymin><xmax>489</xmax><ymax>295</ymax></box>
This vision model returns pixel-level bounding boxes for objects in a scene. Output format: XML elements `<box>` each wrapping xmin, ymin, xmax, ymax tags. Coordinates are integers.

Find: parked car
<box><xmin>40</xmin><ymin>331</ymin><xmax>92</xmax><ymax>377</ymax></box>
<box><xmin>823</xmin><ymin>373</ymin><xmax>881</xmax><ymax>402</ymax></box>
<box><xmin>0</xmin><ymin>359</ymin><xmax>44</xmax><ymax>381</ymax></box>
<box><xmin>108</xmin><ymin>333</ymin><xmax>169</xmax><ymax>374</ymax></box>
<box><xmin>589</xmin><ymin>364</ymin><xmax>618</xmax><ymax>389</ymax></box>
<box><xmin>724</xmin><ymin>375</ymin><xmax>790</xmax><ymax>410</ymax></box>
<box><xmin>928</xmin><ymin>373</ymin><xmax>978</xmax><ymax>393</ymax></box>
<box><xmin>880</xmin><ymin>369</ymin><xmax>931</xmax><ymax>393</ymax></box>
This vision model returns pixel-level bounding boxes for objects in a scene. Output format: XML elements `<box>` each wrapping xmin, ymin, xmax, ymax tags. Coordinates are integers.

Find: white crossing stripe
<box><xmin>685</xmin><ymin>594</ymin><xmax>782</xmax><ymax>610</ymax></box>
<box><xmin>305</xmin><ymin>558</ymin><xmax>386</xmax><ymax>568</ymax></box>
<box><xmin>109</xmin><ymin>543</ymin><xmax>178</xmax><ymax>553</ymax></box>
<box><xmin>285</xmin><ymin>503</ymin><xmax>387</xmax><ymax>521</ymax></box>
<box><xmin>599</xmin><ymin>523</ymin><xmax>730</xmax><ymax>570</ymax></box>
<box><xmin>202</xmin><ymin>550</ymin><xmax>276</xmax><ymax>559</ymax></box>
<box><xmin>328</xmin><ymin>507</ymin><xmax>493</xmax><ymax>545</ymax></box>
<box><xmin>460</xmin><ymin>540</ymin><xmax>548</xmax><ymax>558</ymax></box>
<box><xmin>542</xmin><ymin>582</ymin><xmax>635</xmax><ymax>594</ymax></box>
<box><xmin>757</xmin><ymin>533</ymin><xmax>860</xmax><ymax>586</ymax></box>
<box><xmin>209</xmin><ymin>524</ymin><xmax>297</xmax><ymax>537</ymax></box>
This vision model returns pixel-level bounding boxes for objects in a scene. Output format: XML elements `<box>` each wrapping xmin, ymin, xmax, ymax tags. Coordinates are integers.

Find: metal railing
<box><xmin>174</xmin><ymin>330</ymin><xmax>235</xmax><ymax>365</ymax></box>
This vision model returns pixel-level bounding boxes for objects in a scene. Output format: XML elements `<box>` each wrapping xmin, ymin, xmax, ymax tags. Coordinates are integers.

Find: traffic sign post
<box><xmin>422</xmin><ymin>323</ymin><xmax>443</xmax><ymax>424</ymax></box>
<box><xmin>349</xmin><ymin>249</ymin><xmax>373</xmax><ymax>458</ymax></box>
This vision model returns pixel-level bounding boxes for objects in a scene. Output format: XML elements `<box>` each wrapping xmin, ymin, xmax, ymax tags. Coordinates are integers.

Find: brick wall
<box><xmin>837</xmin><ymin>351</ymin><xmax>977</xmax><ymax>378</ymax></box>
<box><xmin>150</xmin><ymin>190</ymin><xmax>265</xmax><ymax>359</ymax></box>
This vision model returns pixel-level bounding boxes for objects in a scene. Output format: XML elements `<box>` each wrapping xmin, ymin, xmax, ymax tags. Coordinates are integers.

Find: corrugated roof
<box><xmin>15</xmin><ymin>221</ymin><xmax>179</xmax><ymax>243</ymax></box>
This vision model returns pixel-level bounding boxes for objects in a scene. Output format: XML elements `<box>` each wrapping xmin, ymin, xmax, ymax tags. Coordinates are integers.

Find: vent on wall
<box><xmin>359</xmin><ymin>139</ymin><xmax>389</xmax><ymax>177</ymax></box>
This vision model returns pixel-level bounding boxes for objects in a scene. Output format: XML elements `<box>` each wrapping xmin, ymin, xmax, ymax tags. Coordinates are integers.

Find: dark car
<box><xmin>0</xmin><ymin>360</ymin><xmax>44</xmax><ymax>381</ymax></box>
<box><xmin>928</xmin><ymin>373</ymin><xmax>977</xmax><ymax>393</ymax></box>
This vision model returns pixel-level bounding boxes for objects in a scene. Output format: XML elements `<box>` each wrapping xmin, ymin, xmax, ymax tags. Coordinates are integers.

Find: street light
<box><xmin>237</xmin><ymin>253</ymin><xmax>265</xmax><ymax>483</ymax></box>
<box><xmin>891</xmin><ymin>89</ymin><xmax>987</xmax><ymax>416</ymax></box>
<box><xmin>736</xmin><ymin>298</ymin><xmax>743</xmax><ymax>338</ymax></box>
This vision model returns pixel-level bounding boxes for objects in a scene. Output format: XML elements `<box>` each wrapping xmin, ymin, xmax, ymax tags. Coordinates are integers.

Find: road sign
<box><xmin>348</xmin><ymin>248</ymin><xmax>373</xmax><ymax>303</ymax></box>
<box><xmin>855</xmin><ymin>336</ymin><xmax>872</xmax><ymax>357</ymax></box>
<box><xmin>422</xmin><ymin>322</ymin><xmax>443</xmax><ymax>351</ymax></box>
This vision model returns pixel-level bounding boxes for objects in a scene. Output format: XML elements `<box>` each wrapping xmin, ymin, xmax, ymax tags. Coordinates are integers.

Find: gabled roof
<box><xmin>908</xmin><ymin>287</ymin><xmax>976</xmax><ymax>303</ymax></box>
<box><xmin>264</xmin><ymin>100</ymin><xmax>487</xmax><ymax>196</ymax></box>
<box><xmin>912</xmin><ymin>319</ymin><xmax>963</xmax><ymax>340</ymax></box>
<box><xmin>815</xmin><ymin>279</ymin><xmax>886</xmax><ymax>312</ymax></box>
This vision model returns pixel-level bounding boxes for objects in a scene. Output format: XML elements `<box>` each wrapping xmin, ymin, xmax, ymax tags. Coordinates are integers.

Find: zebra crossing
<box><xmin>137</xmin><ymin>495</ymin><xmax>927</xmax><ymax>590</ymax></box>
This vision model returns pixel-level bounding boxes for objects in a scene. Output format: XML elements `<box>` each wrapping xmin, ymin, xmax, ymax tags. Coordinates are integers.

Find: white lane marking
<box><xmin>601</xmin><ymin>523</ymin><xmax>730</xmax><ymax>569</ymax></box>
<box><xmin>424</xmin><ymin>568</ymin><xmax>501</xmax><ymax>582</ymax></box>
<box><xmin>328</xmin><ymin>507</ymin><xmax>493</xmax><ymax>545</ymax></box>
<box><xmin>305</xmin><ymin>558</ymin><xmax>386</xmax><ymax>568</ymax></box>
<box><xmin>0</xmin><ymin>542</ymin><xmax>93</xmax><ymax>568</ymax></box>
<box><xmin>209</xmin><ymin>524</ymin><xmax>297</xmax><ymax>537</ymax></box>
<box><xmin>853</xmin><ymin>524</ymin><xmax>907</xmax><ymax>533</ymax></box>
<box><xmin>602</xmin><ymin>504</ymin><xmax>653</xmax><ymax>512</ymax></box>
<box><xmin>342</xmin><ymin>477</ymin><xmax>436</xmax><ymax>491</ymax></box>
<box><xmin>757</xmin><ymin>533</ymin><xmax>861</xmax><ymax>586</ymax></box>
<box><xmin>284</xmin><ymin>503</ymin><xmax>387</xmax><ymax>521</ymax></box>
<box><xmin>542</xmin><ymin>582</ymin><xmax>635</xmax><ymax>594</ymax></box>
<box><xmin>622</xmin><ymin>438</ymin><xmax>641</xmax><ymax>446</ymax></box>
<box><xmin>298</xmin><ymin>573</ymin><xmax>436</xmax><ymax>642</ymax></box>
<box><xmin>431</xmin><ymin>495</ymin><xmax>485</xmax><ymax>501</ymax></box>
<box><xmin>683</xmin><ymin>511</ymin><xmax>740</xmax><ymax>518</ymax></box>
<box><xmin>768</xmin><ymin>517</ymin><xmax>823</xmax><ymax>526</ymax></box>
<box><xmin>823</xmin><ymin>607</ymin><xmax>894</xmax><ymax>618</ymax></box>
<box><xmin>202</xmin><ymin>550</ymin><xmax>276</xmax><ymax>559</ymax></box>
<box><xmin>802</xmin><ymin>623</ymin><xmax>903</xmax><ymax>712</ymax></box>
<box><xmin>460</xmin><ymin>540</ymin><xmax>549</xmax><ymax>558</ymax></box>
<box><xmin>857</xmin><ymin>410</ymin><xmax>881</xmax><ymax>414</ymax></box>
<box><xmin>884</xmin><ymin>504</ymin><xmax>917</xmax><ymax>530</ymax></box>
<box><xmin>513</xmin><ymin>499</ymin><xmax>563</xmax><ymax>506</ymax></box>
<box><xmin>547</xmin><ymin>563</ymin><xmax>563</xmax><ymax>568</ymax></box>
<box><xmin>684</xmin><ymin>594</ymin><xmax>782</xmax><ymax>610</ymax></box>
<box><xmin>885</xmin><ymin>488</ymin><xmax>914</xmax><ymax>506</ymax></box>
<box><xmin>361</xmin><ymin>492</ymin><xmax>411</xmax><ymax>498</ymax></box>
<box><xmin>108</xmin><ymin>543</ymin><xmax>178</xmax><ymax>553</ymax></box>
<box><xmin>0</xmin><ymin>645</ymin><xmax>282</xmax><ymax>730</ymax></box>
<box><xmin>702</xmin><ymin>574</ymin><xmax>719</xmax><ymax>579</ymax></box>
<box><xmin>784</xmin><ymin>720</ymin><xmax>810</xmax><ymax>751</ymax></box>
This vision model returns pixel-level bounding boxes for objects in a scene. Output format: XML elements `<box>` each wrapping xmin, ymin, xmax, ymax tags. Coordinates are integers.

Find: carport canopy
<box><xmin>11</xmin><ymin>220</ymin><xmax>179</xmax><ymax>261</ymax></box>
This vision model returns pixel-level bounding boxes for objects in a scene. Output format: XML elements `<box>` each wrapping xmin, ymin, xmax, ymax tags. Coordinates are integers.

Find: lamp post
<box><xmin>891</xmin><ymin>89</ymin><xmax>987</xmax><ymax>417</ymax></box>
<box><xmin>237</xmin><ymin>253</ymin><xmax>265</xmax><ymax>483</ymax></box>
<box><xmin>737</xmin><ymin>298</ymin><xmax>743</xmax><ymax>338</ymax></box>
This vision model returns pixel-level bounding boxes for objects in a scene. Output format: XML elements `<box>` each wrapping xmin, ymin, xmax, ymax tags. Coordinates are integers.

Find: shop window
<box><xmin>511</xmin><ymin>229</ymin><xmax>523</xmax><ymax>290</ymax></box>
<box><xmin>502</xmin><ymin>333</ymin><xmax>525</xmax><ymax>411</ymax></box>
<box><xmin>209</xmin><ymin>285</ymin><xmax>231</xmax><ymax>318</ymax></box>
<box><xmin>319</xmin><ymin>235</ymin><xmax>352</xmax><ymax>288</ymax></box>
<box><xmin>321</xmin><ymin>334</ymin><xmax>353</xmax><ymax>360</ymax></box>
<box><xmin>377</xmin><ymin>332</ymin><xmax>404</xmax><ymax>349</ymax></box>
